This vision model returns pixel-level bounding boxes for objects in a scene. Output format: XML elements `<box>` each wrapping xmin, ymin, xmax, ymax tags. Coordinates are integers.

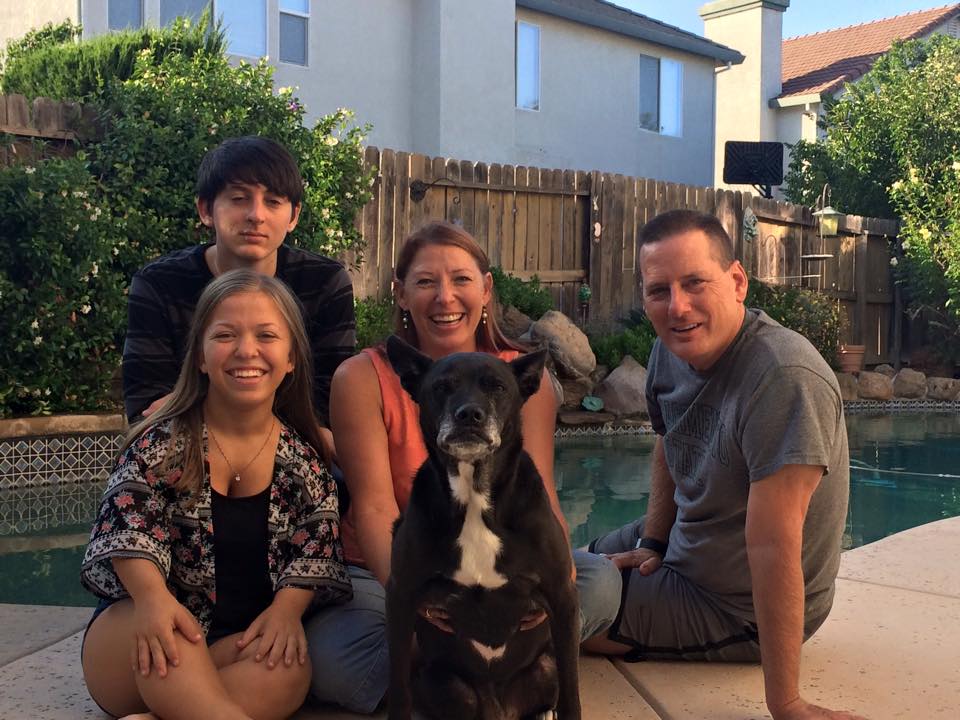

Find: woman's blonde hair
<box><xmin>392</xmin><ymin>221</ymin><xmax>524</xmax><ymax>353</ymax></box>
<box><xmin>122</xmin><ymin>269</ymin><xmax>319</xmax><ymax>497</ymax></box>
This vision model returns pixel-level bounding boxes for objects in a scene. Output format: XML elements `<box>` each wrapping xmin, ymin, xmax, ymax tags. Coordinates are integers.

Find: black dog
<box><xmin>385</xmin><ymin>335</ymin><xmax>581</xmax><ymax>720</ymax></box>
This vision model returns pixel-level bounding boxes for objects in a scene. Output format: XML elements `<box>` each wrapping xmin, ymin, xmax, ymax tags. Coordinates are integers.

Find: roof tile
<box><xmin>780</xmin><ymin>4</ymin><xmax>960</xmax><ymax>98</ymax></box>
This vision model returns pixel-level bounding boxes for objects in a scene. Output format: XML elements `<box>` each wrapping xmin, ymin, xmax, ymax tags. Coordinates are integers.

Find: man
<box><xmin>584</xmin><ymin>210</ymin><xmax>865</xmax><ymax>720</ymax></box>
<box><xmin>122</xmin><ymin>136</ymin><xmax>355</xmax><ymax>453</ymax></box>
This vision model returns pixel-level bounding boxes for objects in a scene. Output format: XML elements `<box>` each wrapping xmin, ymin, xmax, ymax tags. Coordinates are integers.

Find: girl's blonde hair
<box><xmin>123</xmin><ymin>269</ymin><xmax>319</xmax><ymax>496</ymax></box>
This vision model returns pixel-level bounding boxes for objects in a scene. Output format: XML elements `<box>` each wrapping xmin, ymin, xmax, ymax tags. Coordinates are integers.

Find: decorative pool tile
<box><xmin>0</xmin><ymin>432</ymin><xmax>122</xmax><ymax>491</ymax></box>
<box><xmin>0</xmin><ymin>481</ymin><xmax>103</xmax><ymax>535</ymax></box>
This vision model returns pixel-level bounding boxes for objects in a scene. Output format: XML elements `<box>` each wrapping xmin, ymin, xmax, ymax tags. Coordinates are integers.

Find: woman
<box><xmin>305</xmin><ymin>221</ymin><xmax>621</xmax><ymax>713</ymax></box>
<box><xmin>81</xmin><ymin>270</ymin><xmax>351</xmax><ymax>720</ymax></box>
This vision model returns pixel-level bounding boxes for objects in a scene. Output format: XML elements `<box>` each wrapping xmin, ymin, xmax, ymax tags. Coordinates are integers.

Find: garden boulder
<box><xmin>595</xmin><ymin>356</ymin><xmax>648</xmax><ymax>417</ymax></box>
<box><xmin>927</xmin><ymin>376</ymin><xmax>960</xmax><ymax>401</ymax></box>
<box><xmin>893</xmin><ymin>368</ymin><xmax>927</xmax><ymax>399</ymax></box>
<box><xmin>500</xmin><ymin>305</ymin><xmax>532</xmax><ymax>340</ymax></box>
<box><xmin>873</xmin><ymin>364</ymin><xmax>896</xmax><ymax>378</ymax></box>
<box><xmin>857</xmin><ymin>371</ymin><xmax>894</xmax><ymax>400</ymax></box>
<box><xmin>558</xmin><ymin>376</ymin><xmax>594</xmax><ymax>410</ymax></box>
<box><xmin>530</xmin><ymin>310</ymin><xmax>596</xmax><ymax>379</ymax></box>
<box><xmin>834</xmin><ymin>372</ymin><xmax>858</xmax><ymax>402</ymax></box>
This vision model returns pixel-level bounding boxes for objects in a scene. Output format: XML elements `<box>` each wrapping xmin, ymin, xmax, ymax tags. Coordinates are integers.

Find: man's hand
<box><xmin>142</xmin><ymin>393</ymin><xmax>172</xmax><ymax>418</ymax></box>
<box><xmin>771</xmin><ymin>697</ymin><xmax>867</xmax><ymax>720</ymax></box>
<box><xmin>604</xmin><ymin>547</ymin><xmax>662</xmax><ymax>575</ymax></box>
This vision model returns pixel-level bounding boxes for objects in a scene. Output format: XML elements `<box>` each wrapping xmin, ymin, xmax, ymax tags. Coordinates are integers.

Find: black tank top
<box><xmin>207</xmin><ymin>485</ymin><xmax>273</xmax><ymax>642</ymax></box>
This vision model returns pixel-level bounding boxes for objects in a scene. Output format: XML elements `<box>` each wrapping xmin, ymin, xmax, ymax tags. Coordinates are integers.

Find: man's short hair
<box><xmin>195</xmin><ymin>136</ymin><xmax>303</xmax><ymax>208</ymax></box>
<box><xmin>638</xmin><ymin>209</ymin><xmax>736</xmax><ymax>268</ymax></box>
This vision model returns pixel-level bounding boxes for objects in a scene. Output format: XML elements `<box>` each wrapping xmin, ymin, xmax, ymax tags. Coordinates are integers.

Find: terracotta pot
<box><xmin>838</xmin><ymin>344</ymin><xmax>865</xmax><ymax>373</ymax></box>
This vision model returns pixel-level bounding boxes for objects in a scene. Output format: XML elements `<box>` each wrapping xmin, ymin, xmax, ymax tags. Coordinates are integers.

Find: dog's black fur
<box><xmin>385</xmin><ymin>335</ymin><xmax>581</xmax><ymax>720</ymax></box>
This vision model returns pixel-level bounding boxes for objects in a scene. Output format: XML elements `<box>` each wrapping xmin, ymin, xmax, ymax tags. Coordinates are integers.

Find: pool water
<box><xmin>555</xmin><ymin>413</ymin><xmax>960</xmax><ymax>550</ymax></box>
<box><xmin>2</xmin><ymin>413</ymin><xmax>959</xmax><ymax>606</ymax></box>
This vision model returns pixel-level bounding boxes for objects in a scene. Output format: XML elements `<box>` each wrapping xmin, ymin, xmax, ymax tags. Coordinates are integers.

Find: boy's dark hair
<box><xmin>195</xmin><ymin>136</ymin><xmax>303</xmax><ymax>209</ymax></box>
<box><xmin>639</xmin><ymin>209</ymin><xmax>736</xmax><ymax>268</ymax></box>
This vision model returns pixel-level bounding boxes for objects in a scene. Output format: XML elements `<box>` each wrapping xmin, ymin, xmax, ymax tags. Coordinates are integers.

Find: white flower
<box><xmin>24</xmin><ymin>166</ymin><xmax>36</xmax><ymax>175</ymax></box>
<box><xmin>321</xmin><ymin>208</ymin><xmax>331</xmax><ymax>219</ymax></box>
<box><xmin>72</xmin><ymin>224</ymin><xmax>80</xmax><ymax>232</ymax></box>
<box><xmin>30</xmin><ymin>319</ymin><xmax>39</xmax><ymax>330</ymax></box>
<box><xmin>890</xmin><ymin>257</ymin><xmax>899</xmax><ymax>267</ymax></box>
<box><xmin>90</xmin><ymin>262</ymin><xmax>99</xmax><ymax>277</ymax></box>
<box><xmin>952</xmin><ymin>161</ymin><xmax>960</xmax><ymax>171</ymax></box>
<box><xmin>336</xmin><ymin>229</ymin><xmax>344</xmax><ymax>238</ymax></box>
<box><xmin>33</xmin><ymin>335</ymin><xmax>43</xmax><ymax>346</ymax></box>
<box><xmin>345</xmin><ymin>192</ymin><xmax>353</xmax><ymax>199</ymax></box>
<box><xmin>113</xmin><ymin>246</ymin><xmax>120</xmax><ymax>256</ymax></box>
<box><xmin>323</xmin><ymin>136</ymin><xmax>339</xmax><ymax>146</ymax></box>
<box><xmin>44</xmin><ymin>388</ymin><xmax>51</xmax><ymax>396</ymax></box>
<box><xmin>80</xmin><ymin>304</ymin><xmax>92</xmax><ymax>314</ymax></box>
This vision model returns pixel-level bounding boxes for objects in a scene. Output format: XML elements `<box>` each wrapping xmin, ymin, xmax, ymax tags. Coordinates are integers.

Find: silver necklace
<box><xmin>207</xmin><ymin>418</ymin><xmax>277</xmax><ymax>483</ymax></box>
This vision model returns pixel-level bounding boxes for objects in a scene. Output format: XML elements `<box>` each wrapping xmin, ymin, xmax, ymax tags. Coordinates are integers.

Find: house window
<box><xmin>108</xmin><ymin>0</ymin><xmax>143</xmax><ymax>30</ymax></box>
<box><xmin>516</xmin><ymin>21</ymin><xmax>540</xmax><ymax>111</ymax></box>
<box><xmin>219</xmin><ymin>1</ymin><xmax>267</xmax><ymax>58</ymax></box>
<box><xmin>159</xmin><ymin>0</ymin><xmax>209</xmax><ymax>26</ymax></box>
<box><xmin>279</xmin><ymin>0</ymin><xmax>309</xmax><ymax>66</ymax></box>
<box><xmin>639</xmin><ymin>54</ymin><xmax>683</xmax><ymax>137</ymax></box>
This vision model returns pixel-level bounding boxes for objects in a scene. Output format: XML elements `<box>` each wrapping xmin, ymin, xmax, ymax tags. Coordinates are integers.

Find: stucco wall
<box><xmin>0</xmin><ymin>0</ymin><xmax>77</xmax><ymax>50</ymax></box>
<box><xmin>514</xmin><ymin>8</ymin><xmax>717</xmax><ymax>185</ymax></box>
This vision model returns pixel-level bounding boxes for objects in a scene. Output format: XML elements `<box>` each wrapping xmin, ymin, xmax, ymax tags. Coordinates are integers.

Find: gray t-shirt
<box><xmin>646</xmin><ymin>309</ymin><xmax>849</xmax><ymax>632</ymax></box>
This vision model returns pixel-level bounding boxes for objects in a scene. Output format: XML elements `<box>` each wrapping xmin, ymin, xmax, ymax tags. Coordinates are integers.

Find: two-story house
<box><xmin>2</xmin><ymin>1</ymin><xmax>743</xmax><ymax>186</ymax></box>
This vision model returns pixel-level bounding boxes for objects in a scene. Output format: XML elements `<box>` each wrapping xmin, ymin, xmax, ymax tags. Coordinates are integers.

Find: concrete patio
<box><xmin>2</xmin><ymin>517</ymin><xmax>958</xmax><ymax>719</ymax></box>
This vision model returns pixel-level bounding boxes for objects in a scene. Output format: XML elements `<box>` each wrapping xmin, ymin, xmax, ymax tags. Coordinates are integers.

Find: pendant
<box><xmin>234</xmin><ymin>474</ymin><xmax>241</xmax><ymax>483</ymax></box>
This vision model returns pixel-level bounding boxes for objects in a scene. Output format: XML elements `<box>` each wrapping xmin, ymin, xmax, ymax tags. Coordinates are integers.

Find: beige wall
<box><xmin>515</xmin><ymin>8</ymin><xmax>717</xmax><ymax>185</ymax></box>
<box><xmin>0</xmin><ymin>1</ymin><xmax>77</xmax><ymax>52</ymax></box>
<box><xmin>701</xmin><ymin>0</ymin><xmax>788</xmax><ymax>189</ymax></box>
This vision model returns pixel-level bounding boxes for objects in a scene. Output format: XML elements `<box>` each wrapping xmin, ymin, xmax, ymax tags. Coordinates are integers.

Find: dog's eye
<box><xmin>480</xmin><ymin>376</ymin><xmax>506</xmax><ymax>393</ymax></box>
<box><xmin>433</xmin><ymin>379</ymin><xmax>455</xmax><ymax>395</ymax></box>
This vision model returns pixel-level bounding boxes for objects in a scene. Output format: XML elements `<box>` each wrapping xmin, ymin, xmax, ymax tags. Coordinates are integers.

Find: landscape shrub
<box><xmin>0</xmin><ymin>18</ymin><xmax>372</xmax><ymax>416</ymax></box>
<box><xmin>589</xmin><ymin>309</ymin><xmax>657</xmax><ymax>369</ymax></box>
<box><xmin>0</xmin><ymin>157</ymin><xmax>126</xmax><ymax>415</ymax></box>
<box><xmin>355</xmin><ymin>296</ymin><xmax>393</xmax><ymax>350</ymax></box>
<box><xmin>491</xmin><ymin>267</ymin><xmax>553</xmax><ymax>319</ymax></box>
<box><xmin>1</xmin><ymin>18</ymin><xmax>222</xmax><ymax>101</ymax></box>
<box><xmin>746</xmin><ymin>280</ymin><xmax>841</xmax><ymax>367</ymax></box>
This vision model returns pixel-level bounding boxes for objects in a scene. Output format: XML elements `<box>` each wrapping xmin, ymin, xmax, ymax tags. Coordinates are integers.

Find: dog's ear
<box><xmin>386</xmin><ymin>334</ymin><xmax>433</xmax><ymax>399</ymax></box>
<box><xmin>509</xmin><ymin>349</ymin><xmax>549</xmax><ymax>401</ymax></box>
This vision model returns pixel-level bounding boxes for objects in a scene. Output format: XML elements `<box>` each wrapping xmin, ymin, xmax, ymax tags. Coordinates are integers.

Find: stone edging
<box><xmin>0</xmin><ymin>414</ymin><xmax>126</xmax><ymax>440</ymax></box>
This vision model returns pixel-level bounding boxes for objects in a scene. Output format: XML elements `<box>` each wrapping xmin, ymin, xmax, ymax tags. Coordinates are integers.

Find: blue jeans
<box><xmin>305</xmin><ymin>551</ymin><xmax>621</xmax><ymax>714</ymax></box>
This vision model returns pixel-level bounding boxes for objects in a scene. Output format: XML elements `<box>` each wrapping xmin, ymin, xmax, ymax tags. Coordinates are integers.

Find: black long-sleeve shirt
<box><xmin>121</xmin><ymin>243</ymin><xmax>355</xmax><ymax>423</ymax></box>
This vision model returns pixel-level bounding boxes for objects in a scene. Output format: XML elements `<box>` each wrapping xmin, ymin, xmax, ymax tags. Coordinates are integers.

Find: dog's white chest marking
<box><xmin>470</xmin><ymin>640</ymin><xmax>507</xmax><ymax>664</ymax></box>
<box><xmin>448</xmin><ymin>462</ymin><xmax>507</xmax><ymax>589</ymax></box>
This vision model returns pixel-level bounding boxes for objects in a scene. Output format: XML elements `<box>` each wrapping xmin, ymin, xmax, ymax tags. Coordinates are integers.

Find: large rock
<box><xmin>873</xmin><ymin>364</ymin><xmax>896</xmax><ymax>378</ymax></box>
<box><xmin>835</xmin><ymin>372</ymin><xmax>858</xmax><ymax>402</ymax></box>
<box><xmin>499</xmin><ymin>305</ymin><xmax>532</xmax><ymax>340</ymax></box>
<box><xmin>893</xmin><ymin>368</ymin><xmax>927</xmax><ymax>398</ymax></box>
<box><xmin>595</xmin><ymin>356</ymin><xmax>648</xmax><ymax>417</ymax></box>
<box><xmin>857</xmin><ymin>371</ymin><xmax>894</xmax><ymax>400</ymax></box>
<box><xmin>927</xmin><ymin>376</ymin><xmax>960</xmax><ymax>401</ymax></box>
<box><xmin>530</xmin><ymin>310</ymin><xmax>596</xmax><ymax>379</ymax></box>
<box><xmin>558</xmin><ymin>375</ymin><xmax>594</xmax><ymax>410</ymax></box>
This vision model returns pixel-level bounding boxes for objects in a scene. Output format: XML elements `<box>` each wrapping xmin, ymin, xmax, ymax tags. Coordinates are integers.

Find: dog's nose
<box><xmin>454</xmin><ymin>403</ymin><xmax>486</xmax><ymax>425</ymax></box>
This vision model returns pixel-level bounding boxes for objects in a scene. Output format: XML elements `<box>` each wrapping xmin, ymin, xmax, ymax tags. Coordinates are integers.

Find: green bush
<box><xmin>589</xmin><ymin>310</ymin><xmax>657</xmax><ymax>368</ymax></box>
<box><xmin>355</xmin><ymin>297</ymin><xmax>393</xmax><ymax>350</ymax></box>
<box><xmin>491</xmin><ymin>267</ymin><xmax>553</xmax><ymax>319</ymax></box>
<box><xmin>1</xmin><ymin>18</ymin><xmax>223</xmax><ymax>101</ymax></box>
<box><xmin>0</xmin><ymin>18</ymin><xmax>372</xmax><ymax>417</ymax></box>
<box><xmin>0</xmin><ymin>157</ymin><xmax>126</xmax><ymax>415</ymax></box>
<box><xmin>746</xmin><ymin>280</ymin><xmax>841</xmax><ymax>367</ymax></box>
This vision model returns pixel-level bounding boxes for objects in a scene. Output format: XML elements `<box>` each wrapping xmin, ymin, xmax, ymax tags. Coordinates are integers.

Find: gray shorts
<box><xmin>590</xmin><ymin>518</ymin><xmax>761</xmax><ymax>663</ymax></box>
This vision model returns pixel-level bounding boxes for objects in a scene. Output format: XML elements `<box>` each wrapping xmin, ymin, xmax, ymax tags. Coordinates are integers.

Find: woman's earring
<box><xmin>482</xmin><ymin>307</ymin><xmax>488</xmax><ymax>326</ymax></box>
<box><xmin>403</xmin><ymin>311</ymin><xmax>410</xmax><ymax>330</ymax></box>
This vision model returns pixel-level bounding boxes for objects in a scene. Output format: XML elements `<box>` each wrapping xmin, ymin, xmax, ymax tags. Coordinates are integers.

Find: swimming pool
<box><xmin>2</xmin><ymin>412</ymin><xmax>959</xmax><ymax>606</ymax></box>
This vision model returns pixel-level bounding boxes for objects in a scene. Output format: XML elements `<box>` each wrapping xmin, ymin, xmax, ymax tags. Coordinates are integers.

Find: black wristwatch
<box><xmin>636</xmin><ymin>536</ymin><xmax>668</xmax><ymax>556</ymax></box>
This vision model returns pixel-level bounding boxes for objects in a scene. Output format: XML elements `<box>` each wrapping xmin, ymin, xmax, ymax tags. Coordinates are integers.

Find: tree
<box><xmin>783</xmin><ymin>35</ymin><xmax>960</xmax><ymax>360</ymax></box>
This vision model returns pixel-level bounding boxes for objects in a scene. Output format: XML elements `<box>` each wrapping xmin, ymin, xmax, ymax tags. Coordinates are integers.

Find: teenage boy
<box><xmin>122</xmin><ymin>136</ymin><xmax>355</xmax><ymax>453</ymax></box>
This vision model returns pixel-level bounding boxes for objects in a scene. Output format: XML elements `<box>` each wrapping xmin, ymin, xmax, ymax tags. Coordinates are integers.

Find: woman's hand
<box><xmin>237</xmin><ymin>589</ymin><xmax>312</xmax><ymax>668</ymax></box>
<box><xmin>130</xmin><ymin>591</ymin><xmax>203</xmax><ymax>678</ymax></box>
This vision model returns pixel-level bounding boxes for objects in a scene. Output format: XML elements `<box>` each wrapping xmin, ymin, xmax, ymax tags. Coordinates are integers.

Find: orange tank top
<box><xmin>340</xmin><ymin>346</ymin><xmax>520</xmax><ymax>567</ymax></box>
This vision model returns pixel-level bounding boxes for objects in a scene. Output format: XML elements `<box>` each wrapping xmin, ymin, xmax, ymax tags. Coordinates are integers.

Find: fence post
<box><xmin>854</xmin><ymin>231</ymin><xmax>869</xmax><ymax>347</ymax></box>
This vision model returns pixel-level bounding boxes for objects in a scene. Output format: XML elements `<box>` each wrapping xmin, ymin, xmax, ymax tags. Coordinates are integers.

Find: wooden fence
<box><xmin>351</xmin><ymin>147</ymin><xmax>900</xmax><ymax>365</ymax></box>
<box><xmin>0</xmin><ymin>94</ymin><xmax>96</xmax><ymax>167</ymax></box>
